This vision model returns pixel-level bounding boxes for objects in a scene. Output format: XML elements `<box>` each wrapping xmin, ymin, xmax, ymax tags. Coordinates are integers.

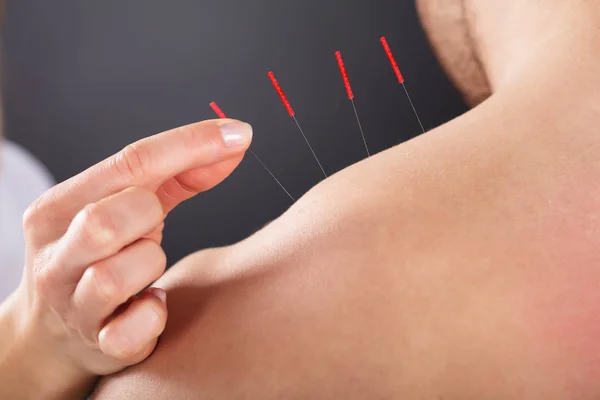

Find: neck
<box><xmin>463</xmin><ymin>0</ymin><xmax>600</xmax><ymax>144</ymax></box>
<box><xmin>467</xmin><ymin>0</ymin><xmax>600</xmax><ymax>91</ymax></box>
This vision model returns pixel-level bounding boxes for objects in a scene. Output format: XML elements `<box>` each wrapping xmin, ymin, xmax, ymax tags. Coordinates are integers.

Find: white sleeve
<box><xmin>0</xmin><ymin>141</ymin><xmax>54</xmax><ymax>301</ymax></box>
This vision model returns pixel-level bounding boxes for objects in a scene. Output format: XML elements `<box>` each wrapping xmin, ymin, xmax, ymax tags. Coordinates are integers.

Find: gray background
<box><xmin>3</xmin><ymin>0</ymin><xmax>467</xmax><ymax>264</ymax></box>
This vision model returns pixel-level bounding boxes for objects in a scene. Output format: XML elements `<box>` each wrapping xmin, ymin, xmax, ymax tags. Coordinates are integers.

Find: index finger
<box><xmin>34</xmin><ymin>119</ymin><xmax>252</xmax><ymax>232</ymax></box>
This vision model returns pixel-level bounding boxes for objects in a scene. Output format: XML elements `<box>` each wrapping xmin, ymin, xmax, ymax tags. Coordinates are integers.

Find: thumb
<box><xmin>156</xmin><ymin>154</ymin><xmax>246</xmax><ymax>214</ymax></box>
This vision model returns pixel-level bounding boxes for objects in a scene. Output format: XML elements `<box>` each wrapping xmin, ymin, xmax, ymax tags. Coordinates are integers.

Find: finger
<box><xmin>146</xmin><ymin>222</ymin><xmax>165</xmax><ymax>244</ymax></box>
<box><xmin>71</xmin><ymin>239</ymin><xmax>167</xmax><ymax>335</ymax></box>
<box><xmin>157</xmin><ymin>154</ymin><xmax>244</xmax><ymax>213</ymax></box>
<box><xmin>28</xmin><ymin>119</ymin><xmax>252</xmax><ymax>239</ymax></box>
<box><xmin>53</xmin><ymin>186</ymin><xmax>164</xmax><ymax>277</ymax></box>
<box><xmin>98</xmin><ymin>288</ymin><xmax>167</xmax><ymax>361</ymax></box>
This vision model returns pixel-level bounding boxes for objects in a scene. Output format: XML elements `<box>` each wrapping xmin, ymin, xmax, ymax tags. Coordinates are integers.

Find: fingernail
<box><xmin>150</xmin><ymin>288</ymin><xmax>167</xmax><ymax>304</ymax></box>
<box><xmin>219</xmin><ymin>121</ymin><xmax>253</xmax><ymax>148</ymax></box>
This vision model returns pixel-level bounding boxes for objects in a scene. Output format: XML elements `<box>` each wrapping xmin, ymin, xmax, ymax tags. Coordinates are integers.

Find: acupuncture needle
<box><xmin>209</xmin><ymin>101</ymin><xmax>296</xmax><ymax>202</ymax></box>
<box><xmin>380</xmin><ymin>36</ymin><xmax>426</xmax><ymax>134</ymax></box>
<box><xmin>335</xmin><ymin>50</ymin><xmax>370</xmax><ymax>157</ymax></box>
<box><xmin>267</xmin><ymin>71</ymin><xmax>328</xmax><ymax>178</ymax></box>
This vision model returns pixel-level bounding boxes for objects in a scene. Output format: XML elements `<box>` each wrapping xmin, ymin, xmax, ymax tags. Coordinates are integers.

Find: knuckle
<box><xmin>152</xmin><ymin>246</ymin><xmax>168</xmax><ymax>275</ymax></box>
<box><xmin>22</xmin><ymin>201</ymin><xmax>40</xmax><ymax>232</ymax></box>
<box><xmin>114</xmin><ymin>142</ymin><xmax>149</xmax><ymax>180</ymax></box>
<box><xmin>140</xmin><ymin>240</ymin><xmax>167</xmax><ymax>277</ymax></box>
<box><xmin>76</xmin><ymin>203</ymin><xmax>117</xmax><ymax>248</ymax></box>
<box><xmin>177</xmin><ymin>124</ymin><xmax>200</xmax><ymax>147</ymax></box>
<box><xmin>22</xmin><ymin>192</ymin><xmax>52</xmax><ymax>234</ymax></box>
<box><xmin>154</xmin><ymin>223</ymin><xmax>165</xmax><ymax>243</ymax></box>
<box><xmin>177</xmin><ymin>123</ymin><xmax>216</xmax><ymax>152</ymax></box>
<box><xmin>131</xmin><ymin>187</ymin><xmax>164</xmax><ymax>220</ymax></box>
<box><xmin>85</xmin><ymin>263</ymin><xmax>121</xmax><ymax>302</ymax></box>
<box><xmin>99</xmin><ymin>326</ymin><xmax>131</xmax><ymax>359</ymax></box>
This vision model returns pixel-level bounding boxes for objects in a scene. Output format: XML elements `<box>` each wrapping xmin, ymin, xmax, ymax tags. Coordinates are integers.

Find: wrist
<box><xmin>0</xmin><ymin>288</ymin><xmax>96</xmax><ymax>399</ymax></box>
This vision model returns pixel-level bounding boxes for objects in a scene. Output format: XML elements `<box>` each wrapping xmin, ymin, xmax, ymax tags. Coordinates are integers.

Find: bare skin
<box><xmin>94</xmin><ymin>0</ymin><xmax>600</xmax><ymax>398</ymax></box>
<box><xmin>0</xmin><ymin>119</ymin><xmax>252</xmax><ymax>399</ymax></box>
<box><xmin>416</xmin><ymin>0</ymin><xmax>491</xmax><ymax>106</ymax></box>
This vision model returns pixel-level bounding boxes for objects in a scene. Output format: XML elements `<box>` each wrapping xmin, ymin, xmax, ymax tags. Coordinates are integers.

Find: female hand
<box><xmin>0</xmin><ymin>118</ymin><xmax>252</xmax><ymax>399</ymax></box>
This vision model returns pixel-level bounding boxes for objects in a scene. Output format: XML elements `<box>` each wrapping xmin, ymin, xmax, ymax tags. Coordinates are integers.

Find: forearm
<box><xmin>0</xmin><ymin>290</ymin><xmax>95</xmax><ymax>400</ymax></box>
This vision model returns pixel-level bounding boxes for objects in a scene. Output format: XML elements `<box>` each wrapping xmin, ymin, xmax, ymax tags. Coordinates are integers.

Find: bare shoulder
<box><xmin>93</xmin><ymin>102</ymin><xmax>600</xmax><ymax>398</ymax></box>
<box><xmin>92</xmin><ymin>153</ymin><xmax>421</xmax><ymax>399</ymax></box>
<box><xmin>92</xmin><ymin>132</ymin><xmax>465</xmax><ymax>399</ymax></box>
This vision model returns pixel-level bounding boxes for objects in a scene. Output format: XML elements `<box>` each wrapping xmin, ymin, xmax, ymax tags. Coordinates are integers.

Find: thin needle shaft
<box><xmin>401</xmin><ymin>83</ymin><xmax>425</xmax><ymax>134</ymax></box>
<box><xmin>350</xmin><ymin>98</ymin><xmax>370</xmax><ymax>157</ymax></box>
<box><xmin>248</xmin><ymin>149</ymin><xmax>295</xmax><ymax>202</ymax></box>
<box><xmin>292</xmin><ymin>115</ymin><xmax>328</xmax><ymax>178</ymax></box>
<box><xmin>335</xmin><ymin>51</ymin><xmax>370</xmax><ymax>157</ymax></box>
<box><xmin>380</xmin><ymin>37</ymin><xmax>426</xmax><ymax>134</ymax></box>
<box><xmin>209</xmin><ymin>101</ymin><xmax>295</xmax><ymax>202</ymax></box>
